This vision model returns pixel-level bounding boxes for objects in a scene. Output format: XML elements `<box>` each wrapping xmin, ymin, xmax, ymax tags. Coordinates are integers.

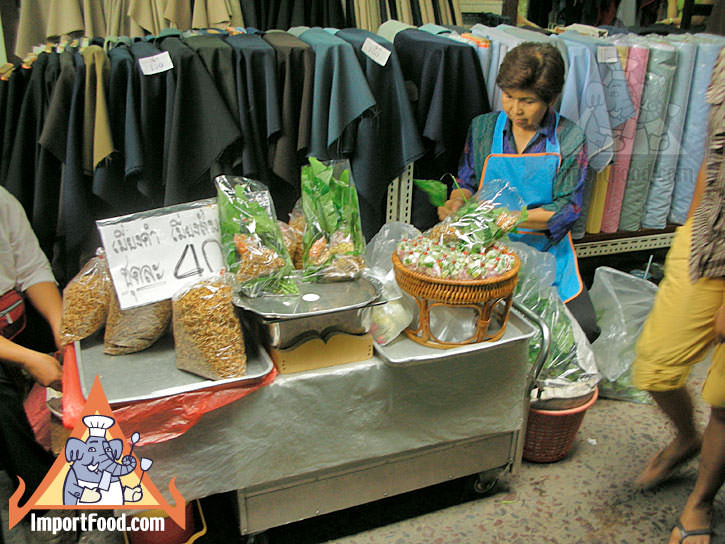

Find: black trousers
<box><xmin>565</xmin><ymin>285</ymin><xmax>601</xmax><ymax>344</ymax></box>
<box><xmin>0</xmin><ymin>362</ymin><xmax>55</xmax><ymax>506</ymax></box>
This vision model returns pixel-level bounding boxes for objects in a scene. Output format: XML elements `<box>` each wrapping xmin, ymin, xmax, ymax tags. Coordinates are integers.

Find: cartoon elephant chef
<box><xmin>62</xmin><ymin>415</ymin><xmax>143</xmax><ymax>506</ymax></box>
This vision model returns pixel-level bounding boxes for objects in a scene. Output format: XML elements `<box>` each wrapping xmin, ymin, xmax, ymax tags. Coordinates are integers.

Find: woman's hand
<box><xmin>437</xmin><ymin>188</ymin><xmax>472</xmax><ymax>221</ymax></box>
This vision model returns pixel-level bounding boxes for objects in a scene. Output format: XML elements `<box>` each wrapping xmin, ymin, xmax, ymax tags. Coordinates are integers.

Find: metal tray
<box><xmin>374</xmin><ymin>308</ymin><xmax>536</xmax><ymax>366</ymax></box>
<box><xmin>232</xmin><ymin>275</ymin><xmax>383</xmax><ymax>321</ymax></box>
<box><xmin>75</xmin><ymin>333</ymin><xmax>274</xmax><ymax>405</ymax></box>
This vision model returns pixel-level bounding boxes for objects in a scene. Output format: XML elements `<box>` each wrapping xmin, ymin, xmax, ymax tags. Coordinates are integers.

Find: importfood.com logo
<box><xmin>30</xmin><ymin>511</ymin><xmax>165</xmax><ymax>535</ymax></box>
<box><xmin>8</xmin><ymin>377</ymin><xmax>186</xmax><ymax>537</ymax></box>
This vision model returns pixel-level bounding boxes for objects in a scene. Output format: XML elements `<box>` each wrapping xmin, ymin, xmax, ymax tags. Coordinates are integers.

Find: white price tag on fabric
<box><xmin>96</xmin><ymin>199</ymin><xmax>224</xmax><ymax>309</ymax></box>
<box><xmin>361</xmin><ymin>37</ymin><xmax>391</xmax><ymax>67</ymax></box>
<box><xmin>138</xmin><ymin>51</ymin><xmax>174</xmax><ymax>75</ymax></box>
<box><xmin>597</xmin><ymin>46</ymin><xmax>618</xmax><ymax>64</ymax></box>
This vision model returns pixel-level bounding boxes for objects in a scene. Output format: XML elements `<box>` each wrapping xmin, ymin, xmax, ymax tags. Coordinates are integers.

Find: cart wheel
<box><xmin>465</xmin><ymin>469</ymin><xmax>501</xmax><ymax>497</ymax></box>
<box><xmin>473</xmin><ymin>476</ymin><xmax>498</xmax><ymax>495</ymax></box>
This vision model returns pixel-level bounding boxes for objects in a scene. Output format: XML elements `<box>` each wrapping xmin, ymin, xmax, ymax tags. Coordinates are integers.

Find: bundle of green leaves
<box><xmin>216</xmin><ymin>176</ymin><xmax>298</xmax><ymax>296</ymax></box>
<box><xmin>300</xmin><ymin>158</ymin><xmax>366</xmax><ymax>281</ymax></box>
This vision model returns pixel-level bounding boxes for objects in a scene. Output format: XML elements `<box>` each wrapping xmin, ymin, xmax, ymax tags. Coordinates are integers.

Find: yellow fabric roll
<box><xmin>586</xmin><ymin>165</ymin><xmax>611</xmax><ymax>234</ymax></box>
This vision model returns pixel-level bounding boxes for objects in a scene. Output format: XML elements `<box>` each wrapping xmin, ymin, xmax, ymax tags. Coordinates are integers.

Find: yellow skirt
<box><xmin>632</xmin><ymin>218</ymin><xmax>725</xmax><ymax>407</ymax></box>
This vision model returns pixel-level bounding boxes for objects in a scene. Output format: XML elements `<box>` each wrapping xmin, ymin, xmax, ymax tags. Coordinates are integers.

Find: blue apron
<box><xmin>477</xmin><ymin>111</ymin><xmax>583</xmax><ymax>302</ymax></box>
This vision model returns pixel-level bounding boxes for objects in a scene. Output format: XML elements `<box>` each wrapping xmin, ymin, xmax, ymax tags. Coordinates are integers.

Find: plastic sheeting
<box><xmin>641</xmin><ymin>39</ymin><xmax>697</xmax><ymax>230</ymax></box>
<box><xmin>130</xmin><ymin>337</ymin><xmax>531</xmax><ymax>501</ymax></box>
<box><xmin>590</xmin><ymin>266</ymin><xmax>657</xmax><ymax>404</ymax></box>
<box><xmin>669</xmin><ymin>35</ymin><xmax>725</xmax><ymax>225</ymax></box>
<box><xmin>618</xmin><ymin>39</ymin><xmax>677</xmax><ymax>232</ymax></box>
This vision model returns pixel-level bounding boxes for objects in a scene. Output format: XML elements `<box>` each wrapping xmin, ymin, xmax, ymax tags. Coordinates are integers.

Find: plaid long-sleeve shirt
<box><xmin>456</xmin><ymin>109</ymin><xmax>588</xmax><ymax>244</ymax></box>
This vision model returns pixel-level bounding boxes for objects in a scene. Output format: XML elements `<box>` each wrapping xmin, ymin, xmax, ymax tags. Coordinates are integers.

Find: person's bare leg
<box><xmin>669</xmin><ymin>406</ymin><xmax>725</xmax><ymax>544</ymax></box>
<box><xmin>635</xmin><ymin>388</ymin><xmax>702</xmax><ymax>489</ymax></box>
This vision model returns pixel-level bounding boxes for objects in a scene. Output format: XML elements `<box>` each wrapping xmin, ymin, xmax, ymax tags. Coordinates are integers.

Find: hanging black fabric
<box><xmin>128</xmin><ymin>39</ymin><xmax>170</xmax><ymax>208</ymax></box>
<box><xmin>262</xmin><ymin>30</ymin><xmax>315</xmax><ymax>218</ymax></box>
<box><xmin>336</xmin><ymin>28</ymin><xmax>426</xmax><ymax>239</ymax></box>
<box><xmin>153</xmin><ymin>33</ymin><xmax>241</xmax><ymax>205</ymax></box>
<box><xmin>91</xmin><ymin>41</ymin><xmax>147</xmax><ymax>216</ymax></box>
<box><xmin>225</xmin><ymin>33</ymin><xmax>282</xmax><ymax>183</ymax></box>
<box><xmin>0</xmin><ymin>66</ymin><xmax>31</xmax><ymax>185</ymax></box>
<box><xmin>391</xmin><ymin>28</ymin><xmax>490</xmax><ymax>230</ymax></box>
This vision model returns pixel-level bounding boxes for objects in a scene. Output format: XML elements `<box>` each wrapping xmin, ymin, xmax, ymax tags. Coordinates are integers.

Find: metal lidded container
<box><xmin>234</xmin><ymin>275</ymin><xmax>385</xmax><ymax>349</ymax></box>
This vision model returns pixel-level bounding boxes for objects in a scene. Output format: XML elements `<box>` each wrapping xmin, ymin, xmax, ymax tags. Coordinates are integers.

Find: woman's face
<box><xmin>501</xmin><ymin>88</ymin><xmax>550</xmax><ymax>132</ymax></box>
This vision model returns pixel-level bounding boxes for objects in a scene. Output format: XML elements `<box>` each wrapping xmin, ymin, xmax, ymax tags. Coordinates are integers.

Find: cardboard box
<box><xmin>268</xmin><ymin>332</ymin><xmax>373</xmax><ymax>374</ymax></box>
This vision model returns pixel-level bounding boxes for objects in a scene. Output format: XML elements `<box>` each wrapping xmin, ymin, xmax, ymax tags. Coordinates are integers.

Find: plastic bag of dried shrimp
<box><xmin>103</xmin><ymin>290</ymin><xmax>171</xmax><ymax>355</ymax></box>
<box><xmin>299</xmin><ymin>157</ymin><xmax>366</xmax><ymax>282</ymax></box>
<box><xmin>172</xmin><ymin>274</ymin><xmax>246</xmax><ymax>380</ymax></box>
<box><xmin>288</xmin><ymin>200</ymin><xmax>306</xmax><ymax>269</ymax></box>
<box><xmin>215</xmin><ymin>175</ymin><xmax>298</xmax><ymax>297</ymax></box>
<box><xmin>59</xmin><ymin>249</ymin><xmax>113</xmax><ymax>345</ymax></box>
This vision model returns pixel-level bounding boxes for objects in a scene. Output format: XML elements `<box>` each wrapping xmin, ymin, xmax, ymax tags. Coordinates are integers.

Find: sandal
<box><xmin>673</xmin><ymin>521</ymin><xmax>714</xmax><ymax>543</ymax></box>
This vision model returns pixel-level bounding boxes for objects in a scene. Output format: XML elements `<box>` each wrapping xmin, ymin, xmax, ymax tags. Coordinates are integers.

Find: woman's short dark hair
<box><xmin>495</xmin><ymin>42</ymin><xmax>565</xmax><ymax>104</ymax></box>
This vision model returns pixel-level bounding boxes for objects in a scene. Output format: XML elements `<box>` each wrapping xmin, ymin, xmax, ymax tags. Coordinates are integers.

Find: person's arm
<box><xmin>540</xmin><ymin>122</ymin><xmax>587</xmax><ymax>242</ymax></box>
<box><xmin>25</xmin><ymin>281</ymin><xmax>63</xmax><ymax>350</ymax></box>
<box><xmin>0</xmin><ymin>336</ymin><xmax>63</xmax><ymax>388</ymax></box>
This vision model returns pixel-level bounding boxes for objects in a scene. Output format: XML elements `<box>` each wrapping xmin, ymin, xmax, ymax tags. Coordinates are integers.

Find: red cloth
<box><xmin>61</xmin><ymin>344</ymin><xmax>277</xmax><ymax>445</ymax></box>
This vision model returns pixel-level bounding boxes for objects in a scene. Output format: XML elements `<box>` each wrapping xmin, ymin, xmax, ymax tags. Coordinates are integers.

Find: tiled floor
<box><xmin>2</xmin><ymin>361</ymin><xmax>720</xmax><ymax>544</ymax></box>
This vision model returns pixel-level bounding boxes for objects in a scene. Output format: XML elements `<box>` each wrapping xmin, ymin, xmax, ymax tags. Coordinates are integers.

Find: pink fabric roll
<box><xmin>601</xmin><ymin>45</ymin><xmax>650</xmax><ymax>232</ymax></box>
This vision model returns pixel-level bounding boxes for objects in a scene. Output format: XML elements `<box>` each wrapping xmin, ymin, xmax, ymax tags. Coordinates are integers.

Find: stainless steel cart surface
<box><xmin>74</xmin><ymin>304</ymin><xmax>547</xmax><ymax>537</ymax></box>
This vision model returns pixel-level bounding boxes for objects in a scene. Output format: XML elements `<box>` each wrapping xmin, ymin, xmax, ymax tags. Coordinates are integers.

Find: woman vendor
<box><xmin>438</xmin><ymin>42</ymin><xmax>600</xmax><ymax>342</ymax></box>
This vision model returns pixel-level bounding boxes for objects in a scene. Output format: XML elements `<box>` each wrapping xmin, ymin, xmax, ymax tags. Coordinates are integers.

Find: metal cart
<box><xmin>72</xmin><ymin>302</ymin><xmax>548</xmax><ymax>540</ymax></box>
<box><xmin>233</xmin><ymin>302</ymin><xmax>549</xmax><ymax>539</ymax></box>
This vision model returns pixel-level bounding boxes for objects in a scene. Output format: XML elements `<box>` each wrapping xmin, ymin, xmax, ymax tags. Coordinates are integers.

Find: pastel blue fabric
<box><xmin>560</xmin><ymin>31</ymin><xmax>635</xmax><ymax>129</ymax></box>
<box><xmin>559</xmin><ymin>41</ymin><xmax>614</xmax><ymax>173</ymax></box>
<box><xmin>641</xmin><ymin>39</ymin><xmax>697</xmax><ymax>229</ymax></box>
<box><xmin>471</xmin><ymin>24</ymin><xmax>518</xmax><ymax>111</ymax></box>
<box><xmin>618</xmin><ymin>39</ymin><xmax>677</xmax><ymax>231</ymax></box>
<box><xmin>497</xmin><ymin>25</ymin><xmax>570</xmax><ymax>73</ymax></box>
<box><xmin>668</xmin><ymin>35</ymin><xmax>725</xmax><ymax>225</ymax></box>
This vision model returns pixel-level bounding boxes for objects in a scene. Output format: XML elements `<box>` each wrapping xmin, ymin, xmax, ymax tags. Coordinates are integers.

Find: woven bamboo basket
<box><xmin>392</xmin><ymin>252</ymin><xmax>520</xmax><ymax>348</ymax></box>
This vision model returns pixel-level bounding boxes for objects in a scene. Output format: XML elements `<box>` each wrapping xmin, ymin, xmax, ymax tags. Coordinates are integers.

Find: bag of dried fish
<box><xmin>59</xmin><ymin>251</ymin><xmax>113</xmax><ymax>345</ymax></box>
<box><xmin>172</xmin><ymin>275</ymin><xmax>246</xmax><ymax>380</ymax></box>
<box><xmin>104</xmin><ymin>291</ymin><xmax>171</xmax><ymax>355</ymax></box>
<box><xmin>300</xmin><ymin>158</ymin><xmax>366</xmax><ymax>282</ymax></box>
<box><xmin>216</xmin><ymin>176</ymin><xmax>298</xmax><ymax>297</ymax></box>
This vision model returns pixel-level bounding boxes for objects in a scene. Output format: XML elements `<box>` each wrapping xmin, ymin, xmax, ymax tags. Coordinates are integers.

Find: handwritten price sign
<box><xmin>97</xmin><ymin>199</ymin><xmax>225</xmax><ymax>309</ymax></box>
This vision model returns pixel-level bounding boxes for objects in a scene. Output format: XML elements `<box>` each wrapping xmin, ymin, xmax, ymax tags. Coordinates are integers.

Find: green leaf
<box><xmin>413</xmin><ymin>179</ymin><xmax>448</xmax><ymax>207</ymax></box>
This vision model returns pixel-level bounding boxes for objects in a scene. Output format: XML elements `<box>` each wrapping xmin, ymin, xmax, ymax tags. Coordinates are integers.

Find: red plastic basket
<box><xmin>523</xmin><ymin>387</ymin><xmax>598</xmax><ymax>463</ymax></box>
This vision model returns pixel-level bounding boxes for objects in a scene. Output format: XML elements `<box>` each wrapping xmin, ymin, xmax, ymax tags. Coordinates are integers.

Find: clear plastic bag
<box><xmin>299</xmin><ymin>158</ymin><xmax>366</xmax><ymax>282</ymax></box>
<box><xmin>510</xmin><ymin>242</ymin><xmax>599</xmax><ymax>396</ymax></box>
<box><xmin>365</xmin><ymin>222</ymin><xmax>420</xmax><ymax>345</ymax></box>
<box><xmin>104</xmin><ymin>292</ymin><xmax>172</xmax><ymax>355</ymax></box>
<box><xmin>215</xmin><ymin>175</ymin><xmax>297</xmax><ymax>297</ymax></box>
<box><xmin>59</xmin><ymin>249</ymin><xmax>113</xmax><ymax>345</ymax></box>
<box><xmin>427</xmin><ymin>180</ymin><xmax>526</xmax><ymax>255</ymax></box>
<box><xmin>172</xmin><ymin>274</ymin><xmax>247</xmax><ymax>380</ymax></box>
<box><xmin>590</xmin><ymin>266</ymin><xmax>658</xmax><ymax>403</ymax></box>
